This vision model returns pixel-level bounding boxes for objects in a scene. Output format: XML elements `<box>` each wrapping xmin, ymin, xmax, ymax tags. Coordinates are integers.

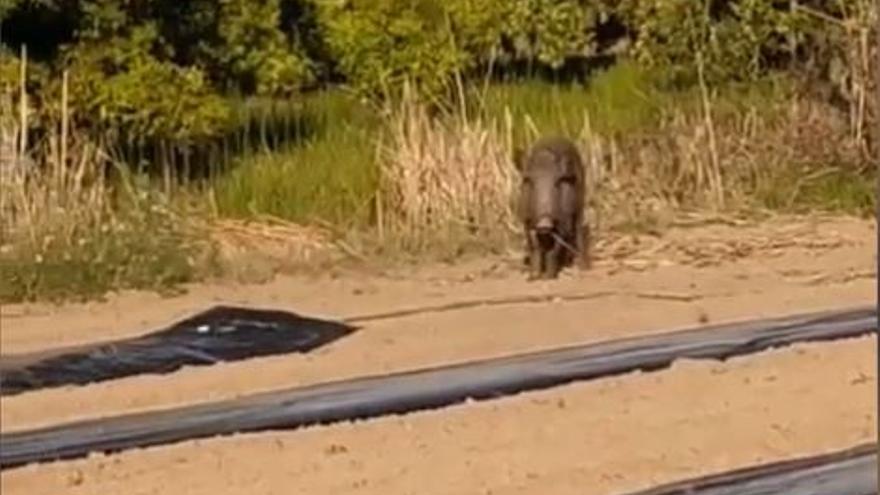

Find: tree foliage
<box><xmin>613</xmin><ymin>0</ymin><xmax>796</xmax><ymax>85</ymax></box>
<box><xmin>315</xmin><ymin>0</ymin><xmax>468</xmax><ymax>99</ymax></box>
<box><xmin>61</xmin><ymin>23</ymin><xmax>231</xmax><ymax>140</ymax></box>
<box><xmin>207</xmin><ymin>0</ymin><xmax>313</xmax><ymax>96</ymax></box>
<box><xmin>315</xmin><ymin>0</ymin><xmax>603</xmax><ymax>99</ymax></box>
<box><xmin>1</xmin><ymin>0</ymin><xmax>873</xmax><ymax>140</ymax></box>
<box><xmin>500</xmin><ymin>0</ymin><xmax>596</xmax><ymax>68</ymax></box>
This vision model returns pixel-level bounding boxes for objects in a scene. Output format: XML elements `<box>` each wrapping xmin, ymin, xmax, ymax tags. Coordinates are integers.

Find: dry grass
<box><xmin>370</xmin><ymin>75</ymin><xmax>869</xmax><ymax>262</ymax></box>
<box><xmin>205</xmin><ymin>215</ymin><xmax>347</xmax><ymax>283</ymax></box>
<box><xmin>364</xmin><ymin>0</ymin><xmax>878</xmax><ymax>259</ymax></box>
<box><xmin>376</xmin><ymin>82</ymin><xmax>521</xmax><ymax>253</ymax></box>
<box><xmin>0</xmin><ymin>60</ymin><xmax>211</xmax><ymax>303</ymax></box>
<box><xmin>2</xmin><ymin>39</ymin><xmax>874</xmax><ymax>303</ymax></box>
<box><xmin>1</xmin><ymin>69</ymin><xmax>109</xmax><ymax>251</ymax></box>
<box><xmin>593</xmin><ymin>96</ymin><xmax>866</xmax><ymax>227</ymax></box>
<box><xmin>590</xmin><ymin>214</ymin><xmax>865</xmax><ymax>274</ymax></box>
<box><xmin>798</xmin><ymin>0</ymin><xmax>878</xmax><ymax>149</ymax></box>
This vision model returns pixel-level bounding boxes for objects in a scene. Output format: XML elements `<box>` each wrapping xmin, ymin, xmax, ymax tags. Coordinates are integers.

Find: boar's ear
<box><xmin>512</xmin><ymin>147</ymin><xmax>525</xmax><ymax>173</ymax></box>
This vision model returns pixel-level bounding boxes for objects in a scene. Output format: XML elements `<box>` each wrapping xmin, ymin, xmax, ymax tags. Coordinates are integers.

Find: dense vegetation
<box><xmin>1</xmin><ymin>0</ymin><xmax>877</xmax><ymax>303</ymax></box>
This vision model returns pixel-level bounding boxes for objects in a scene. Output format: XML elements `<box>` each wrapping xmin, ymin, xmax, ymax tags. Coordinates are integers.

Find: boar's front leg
<box><xmin>542</xmin><ymin>238</ymin><xmax>563</xmax><ymax>279</ymax></box>
<box><xmin>574</xmin><ymin>219</ymin><xmax>592</xmax><ymax>270</ymax></box>
<box><xmin>527</xmin><ymin>229</ymin><xmax>543</xmax><ymax>280</ymax></box>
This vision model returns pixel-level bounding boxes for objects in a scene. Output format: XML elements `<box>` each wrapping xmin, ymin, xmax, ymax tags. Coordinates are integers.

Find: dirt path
<box><xmin>1</xmin><ymin>216</ymin><xmax>875</xmax><ymax>431</ymax></box>
<box><xmin>2</xmin><ymin>336</ymin><xmax>875</xmax><ymax>495</ymax></box>
<box><xmin>0</xmin><ymin>215</ymin><xmax>876</xmax><ymax>493</ymax></box>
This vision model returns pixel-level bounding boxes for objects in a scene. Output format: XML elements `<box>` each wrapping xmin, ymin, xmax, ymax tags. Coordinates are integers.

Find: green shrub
<box><xmin>315</xmin><ymin>0</ymin><xmax>468</xmax><ymax>100</ymax></box>
<box><xmin>206</xmin><ymin>0</ymin><xmax>314</xmax><ymax>96</ymax></box>
<box><xmin>212</xmin><ymin>90</ymin><xmax>380</xmax><ymax>226</ymax></box>
<box><xmin>315</xmin><ymin>0</ymin><xmax>602</xmax><ymax>101</ymax></box>
<box><xmin>500</xmin><ymin>0</ymin><xmax>597</xmax><ymax>68</ymax></box>
<box><xmin>479</xmin><ymin>61</ymin><xmax>666</xmax><ymax>144</ymax></box>
<box><xmin>60</xmin><ymin>23</ymin><xmax>233</xmax><ymax>141</ymax></box>
<box><xmin>0</xmin><ymin>189</ymin><xmax>212</xmax><ymax>304</ymax></box>
<box><xmin>617</xmin><ymin>0</ymin><xmax>803</xmax><ymax>86</ymax></box>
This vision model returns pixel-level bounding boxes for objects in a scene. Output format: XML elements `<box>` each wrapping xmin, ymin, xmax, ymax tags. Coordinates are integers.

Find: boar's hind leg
<box><xmin>527</xmin><ymin>230</ymin><xmax>543</xmax><ymax>280</ymax></box>
<box><xmin>557</xmin><ymin>180</ymin><xmax>581</xmax><ymax>270</ymax></box>
<box><xmin>574</xmin><ymin>220</ymin><xmax>592</xmax><ymax>270</ymax></box>
<box><xmin>542</xmin><ymin>240</ymin><xmax>563</xmax><ymax>279</ymax></box>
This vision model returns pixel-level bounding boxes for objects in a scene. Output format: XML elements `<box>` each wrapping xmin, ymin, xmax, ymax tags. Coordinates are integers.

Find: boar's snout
<box><xmin>534</xmin><ymin>216</ymin><xmax>554</xmax><ymax>232</ymax></box>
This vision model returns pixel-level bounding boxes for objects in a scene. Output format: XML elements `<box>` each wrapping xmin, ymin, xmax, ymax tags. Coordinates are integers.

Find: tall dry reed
<box><xmin>1</xmin><ymin>61</ymin><xmax>110</xmax><ymax>253</ymax></box>
<box><xmin>1</xmin><ymin>52</ymin><xmax>209</xmax><ymax>303</ymax></box>
<box><xmin>376</xmin><ymin>83</ymin><xmax>521</xmax><ymax>251</ymax></box>
<box><xmin>375</xmin><ymin>79</ymin><xmax>867</xmax><ymax>255</ymax></box>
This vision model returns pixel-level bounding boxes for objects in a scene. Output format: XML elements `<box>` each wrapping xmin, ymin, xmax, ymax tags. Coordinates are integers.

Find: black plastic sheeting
<box><xmin>618</xmin><ymin>443</ymin><xmax>877</xmax><ymax>495</ymax></box>
<box><xmin>0</xmin><ymin>306</ymin><xmax>357</xmax><ymax>397</ymax></box>
<box><xmin>0</xmin><ymin>305</ymin><xmax>874</xmax><ymax>470</ymax></box>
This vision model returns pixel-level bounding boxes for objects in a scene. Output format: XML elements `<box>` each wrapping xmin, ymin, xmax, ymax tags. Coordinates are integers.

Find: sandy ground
<box><xmin>2</xmin><ymin>337</ymin><xmax>875</xmax><ymax>495</ymax></box>
<box><xmin>0</xmin><ymin>215</ymin><xmax>876</xmax><ymax>493</ymax></box>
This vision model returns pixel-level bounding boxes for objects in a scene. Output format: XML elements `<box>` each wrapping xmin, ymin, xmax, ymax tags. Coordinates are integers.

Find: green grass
<box><xmin>0</xmin><ymin>191</ymin><xmax>212</xmax><ymax>304</ymax></box>
<box><xmin>476</xmin><ymin>62</ymin><xmax>666</xmax><ymax>142</ymax></box>
<box><xmin>477</xmin><ymin>62</ymin><xmax>794</xmax><ymax>143</ymax></box>
<box><xmin>212</xmin><ymin>89</ymin><xmax>381</xmax><ymax>227</ymax></box>
<box><xmin>755</xmin><ymin>167</ymin><xmax>876</xmax><ymax>215</ymax></box>
<box><xmin>211</xmin><ymin>64</ymin><xmax>682</xmax><ymax>231</ymax></box>
<box><xmin>209</xmin><ymin>62</ymin><xmax>858</xmax><ymax>232</ymax></box>
<box><xmin>4</xmin><ymin>61</ymin><xmax>873</xmax><ymax>306</ymax></box>
<box><xmin>213</xmin><ymin>130</ymin><xmax>379</xmax><ymax>226</ymax></box>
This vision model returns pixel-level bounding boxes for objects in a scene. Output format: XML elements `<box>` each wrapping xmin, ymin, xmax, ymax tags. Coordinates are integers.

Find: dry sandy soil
<box><xmin>0</xmin><ymin>215</ymin><xmax>877</xmax><ymax>494</ymax></box>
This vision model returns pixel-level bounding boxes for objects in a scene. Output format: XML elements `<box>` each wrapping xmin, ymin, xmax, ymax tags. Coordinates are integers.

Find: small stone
<box><xmin>850</xmin><ymin>372</ymin><xmax>871</xmax><ymax>385</ymax></box>
<box><xmin>325</xmin><ymin>443</ymin><xmax>349</xmax><ymax>455</ymax></box>
<box><xmin>697</xmin><ymin>310</ymin><xmax>709</xmax><ymax>324</ymax></box>
<box><xmin>67</xmin><ymin>469</ymin><xmax>84</xmax><ymax>486</ymax></box>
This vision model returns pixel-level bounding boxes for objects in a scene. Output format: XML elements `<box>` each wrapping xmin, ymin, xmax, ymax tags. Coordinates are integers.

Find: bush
<box><xmin>212</xmin><ymin>90</ymin><xmax>380</xmax><ymax>226</ymax></box>
<box><xmin>1</xmin><ymin>0</ymin><xmax>876</xmax><ymax>304</ymax></box>
<box><xmin>5</xmin><ymin>0</ymin><xmax>875</xmax><ymax>129</ymax></box>
<box><xmin>499</xmin><ymin>0</ymin><xmax>596</xmax><ymax>68</ymax></box>
<box><xmin>315</xmin><ymin>0</ymin><xmax>469</xmax><ymax>100</ymax></box>
<box><xmin>315</xmin><ymin>0</ymin><xmax>602</xmax><ymax>101</ymax></box>
<box><xmin>204</xmin><ymin>0</ymin><xmax>314</xmax><ymax>96</ymax></box>
<box><xmin>614</xmin><ymin>0</ymin><xmax>794</xmax><ymax>86</ymax></box>
<box><xmin>0</xmin><ymin>193</ymin><xmax>211</xmax><ymax>304</ymax></box>
<box><xmin>60</xmin><ymin>24</ymin><xmax>233</xmax><ymax>141</ymax></box>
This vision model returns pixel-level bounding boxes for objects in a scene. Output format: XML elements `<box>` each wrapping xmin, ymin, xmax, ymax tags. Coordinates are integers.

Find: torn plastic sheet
<box><xmin>0</xmin><ymin>305</ymin><xmax>873</xmax><ymax>469</ymax></box>
<box><xmin>618</xmin><ymin>443</ymin><xmax>877</xmax><ymax>495</ymax></box>
<box><xmin>0</xmin><ymin>306</ymin><xmax>357</xmax><ymax>397</ymax></box>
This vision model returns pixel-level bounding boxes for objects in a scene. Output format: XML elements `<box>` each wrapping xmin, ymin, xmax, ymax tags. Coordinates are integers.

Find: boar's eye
<box><xmin>556</xmin><ymin>176</ymin><xmax>574</xmax><ymax>186</ymax></box>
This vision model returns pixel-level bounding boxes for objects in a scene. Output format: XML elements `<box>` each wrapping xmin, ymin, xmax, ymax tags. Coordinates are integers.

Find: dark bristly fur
<box><xmin>514</xmin><ymin>135</ymin><xmax>590</xmax><ymax>280</ymax></box>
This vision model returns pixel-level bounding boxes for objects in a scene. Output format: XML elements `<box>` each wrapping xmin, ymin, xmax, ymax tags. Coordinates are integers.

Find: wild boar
<box><xmin>514</xmin><ymin>135</ymin><xmax>590</xmax><ymax>279</ymax></box>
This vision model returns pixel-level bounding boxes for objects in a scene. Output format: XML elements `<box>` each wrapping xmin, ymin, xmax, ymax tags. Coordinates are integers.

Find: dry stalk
<box><xmin>18</xmin><ymin>44</ymin><xmax>27</xmax><ymax>157</ymax></box>
<box><xmin>2</xmin><ymin>55</ymin><xmax>113</xmax><ymax>253</ymax></box>
<box><xmin>373</xmin><ymin>74</ymin><xmax>864</xmax><ymax>254</ymax></box>
<box><xmin>60</xmin><ymin>69</ymin><xmax>69</xmax><ymax>184</ymax></box>
<box><xmin>696</xmin><ymin>51</ymin><xmax>725</xmax><ymax>210</ymax></box>
<box><xmin>378</xmin><ymin>84</ymin><xmax>519</xmax><ymax>247</ymax></box>
<box><xmin>800</xmin><ymin>0</ymin><xmax>878</xmax><ymax>153</ymax></box>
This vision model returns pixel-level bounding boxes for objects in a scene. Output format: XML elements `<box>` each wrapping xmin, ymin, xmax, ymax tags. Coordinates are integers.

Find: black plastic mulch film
<box><xmin>0</xmin><ymin>305</ymin><xmax>874</xmax><ymax>470</ymax></box>
<box><xmin>618</xmin><ymin>443</ymin><xmax>876</xmax><ymax>495</ymax></box>
<box><xmin>0</xmin><ymin>306</ymin><xmax>357</xmax><ymax>397</ymax></box>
